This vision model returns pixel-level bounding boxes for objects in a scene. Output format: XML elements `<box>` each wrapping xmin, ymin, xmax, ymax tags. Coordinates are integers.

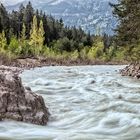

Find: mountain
<box><xmin>4</xmin><ymin>0</ymin><xmax>118</xmax><ymax>34</ymax></box>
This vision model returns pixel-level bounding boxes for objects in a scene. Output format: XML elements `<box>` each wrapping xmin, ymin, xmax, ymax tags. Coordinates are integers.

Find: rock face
<box><xmin>0</xmin><ymin>66</ymin><xmax>49</xmax><ymax>125</ymax></box>
<box><xmin>120</xmin><ymin>63</ymin><xmax>140</xmax><ymax>79</ymax></box>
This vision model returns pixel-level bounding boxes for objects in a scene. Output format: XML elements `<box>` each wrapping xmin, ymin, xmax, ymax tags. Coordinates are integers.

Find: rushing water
<box><xmin>0</xmin><ymin>65</ymin><xmax>140</xmax><ymax>140</ymax></box>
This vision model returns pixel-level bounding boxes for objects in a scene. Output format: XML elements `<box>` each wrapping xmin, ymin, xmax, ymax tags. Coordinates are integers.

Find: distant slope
<box><xmin>5</xmin><ymin>0</ymin><xmax>118</xmax><ymax>34</ymax></box>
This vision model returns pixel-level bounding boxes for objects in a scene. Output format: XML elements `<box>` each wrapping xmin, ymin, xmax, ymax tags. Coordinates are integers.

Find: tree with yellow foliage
<box><xmin>29</xmin><ymin>15</ymin><xmax>45</xmax><ymax>55</ymax></box>
<box><xmin>0</xmin><ymin>31</ymin><xmax>7</xmax><ymax>49</ymax></box>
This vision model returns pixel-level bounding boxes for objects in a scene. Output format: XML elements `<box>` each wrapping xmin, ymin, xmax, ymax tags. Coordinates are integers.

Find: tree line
<box><xmin>0</xmin><ymin>2</ymin><xmax>94</xmax><ymax>54</ymax></box>
<box><xmin>0</xmin><ymin>0</ymin><xmax>139</xmax><ymax>63</ymax></box>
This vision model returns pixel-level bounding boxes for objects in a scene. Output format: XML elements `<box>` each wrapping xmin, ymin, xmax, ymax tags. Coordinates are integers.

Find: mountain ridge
<box><xmin>4</xmin><ymin>0</ymin><xmax>118</xmax><ymax>34</ymax></box>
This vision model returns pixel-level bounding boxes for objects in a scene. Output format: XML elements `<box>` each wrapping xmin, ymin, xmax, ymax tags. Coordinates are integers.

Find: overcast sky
<box><xmin>1</xmin><ymin>0</ymin><xmax>24</xmax><ymax>5</ymax></box>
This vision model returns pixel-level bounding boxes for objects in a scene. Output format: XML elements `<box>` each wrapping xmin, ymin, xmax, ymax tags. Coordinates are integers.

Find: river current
<box><xmin>0</xmin><ymin>65</ymin><xmax>140</xmax><ymax>140</ymax></box>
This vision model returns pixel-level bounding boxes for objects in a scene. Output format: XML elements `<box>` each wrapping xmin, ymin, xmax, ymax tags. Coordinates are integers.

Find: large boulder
<box><xmin>0</xmin><ymin>66</ymin><xmax>49</xmax><ymax>125</ymax></box>
<box><xmin>120</xmin><ymin>63</ymin><xmax>140</xmax><ymax>79</ymax></box>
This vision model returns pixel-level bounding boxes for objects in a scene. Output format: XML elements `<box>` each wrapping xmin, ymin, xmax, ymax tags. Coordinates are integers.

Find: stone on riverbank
<box><xmin>120</xmin><ymin>63</ymin><xmax>140</xmax><ymax>79</ymax></box>
<box><xmin>0</xmin><ymin>66</ymin><xmax>49</xmax><ymax>125</ymax></box>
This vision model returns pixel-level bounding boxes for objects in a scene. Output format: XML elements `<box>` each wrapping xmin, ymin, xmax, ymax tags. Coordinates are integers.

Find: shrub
<box><xmin>9</xmin><ymin>37</ymin><xmax>21</xmax><ymax>56</ymax></box>
<box><xmin>79</xmin><ymin>47</ymin><xmax>89</xmax><ymax>60</ymax></box>
<box><xmin>53</xmin><ymin>37</ymin><xmax>75</xmax><ymax>53</ymax></box>
<box><xmin>87</xmin><ymin>41</ymin><xmax>104</xmax><ymax>60</ymax></box>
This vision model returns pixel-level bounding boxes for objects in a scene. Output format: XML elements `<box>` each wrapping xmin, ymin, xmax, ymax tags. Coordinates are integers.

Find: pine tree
<box><xmin>0</xmin><ymin>3</ymin><xmax>9</xmax><ymax>31</ymax></box>
<box><xmin>18</xmin><ymin>4</ymin><xmax>25</xmax><ymax>34</ymax></box>
<box><xmin>0</xmin><ymin>17</ymin><xmax>2</xmax><ymax>33</ymax></box>
<box><xmin>23</xmin><ymin>1</ymin><xmax>34</xmax><ymax>38</ymax></box>
<box><xmin>0</xmin><ymin>3</ymin><xmax>10</xmax><ymax>42</ymax></box>
<box><xmin>42</xmin><ymin>13</ymin><xmax>50</xmax><ymax>45</ymax></box>
<box><xmin>11</xmin><ymin>10</ymin><xmax>20</xmax><ymax>38</ymax></box>
<box><xmin>35</xmin><ymin>9</ymin><xmax>40</xmax><ymax>28</ymax></box>
<box><xmin>85</xmin><ymin>31</ymin><xmax>93</xmax><ymax>46</ymax></box>
<box><xmin>110</xmin><ymin>0</ymin><xmax>140</xmax><ymax>46</ymax></box>
<box><xmin>19</xmin><ymin>4</ymin><xmax>25</xmax><ymax>21</ymax></box>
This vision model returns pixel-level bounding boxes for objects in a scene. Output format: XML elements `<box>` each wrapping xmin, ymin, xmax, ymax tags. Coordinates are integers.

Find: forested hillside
<box><xmin>0</xmin><ymin>0</ymin><xmax>140</xmax><ymax>65</ymax></box>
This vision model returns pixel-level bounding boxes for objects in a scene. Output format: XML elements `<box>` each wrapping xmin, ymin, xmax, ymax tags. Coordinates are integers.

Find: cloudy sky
<box><xmin>1</xmin><ymin>0</ymin><xmax>24</xmax><ymax>5</ymax></box>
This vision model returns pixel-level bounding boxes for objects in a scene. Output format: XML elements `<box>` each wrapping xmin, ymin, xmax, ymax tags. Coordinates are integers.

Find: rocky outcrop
<box><xmin>120</xmin><ymin>63</ymin><xmax>140</xmax><ymax>79</ymax></box>
<box><xmin>0</xmin><ymin>66</ymin><xmax>49</xmax><ymax>125</ymax></box>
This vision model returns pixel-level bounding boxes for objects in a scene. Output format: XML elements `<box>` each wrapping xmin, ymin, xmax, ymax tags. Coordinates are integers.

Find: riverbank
<box><xmin>0</xmin><ymin>57</ymin><xmax>128</xmax><ymax>69</ymax></box>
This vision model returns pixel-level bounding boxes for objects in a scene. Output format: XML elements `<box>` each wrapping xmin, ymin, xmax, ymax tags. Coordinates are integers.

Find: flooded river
<box><xmin>0</xmin><ymin>65</ymin><xmax>140</xmax><ymax>140</ymax></box>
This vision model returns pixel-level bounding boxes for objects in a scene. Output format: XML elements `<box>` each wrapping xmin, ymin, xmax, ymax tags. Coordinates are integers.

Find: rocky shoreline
<box><xmin>120</xmin><ymin>63</ymin><xmax>140</xmax><ymax>79</ymax></box>
<box><xmin>0</xmin><ymin>66</ymin><xmax>50</xmax><ymax>125</ymax></box>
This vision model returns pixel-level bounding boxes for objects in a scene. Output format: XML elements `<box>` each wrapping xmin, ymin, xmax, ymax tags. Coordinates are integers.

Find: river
<box><xmin>0</xmin><ymin>65</ymin><xmax>140</xmax><ymax>140</ymax></box>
